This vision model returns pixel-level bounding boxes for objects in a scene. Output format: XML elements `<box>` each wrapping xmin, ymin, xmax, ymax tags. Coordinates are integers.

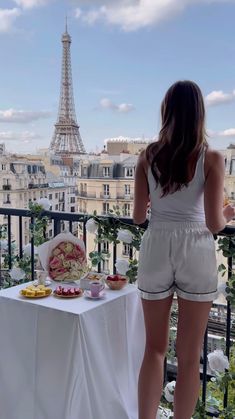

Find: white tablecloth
<box><xmin>0</xmin><ymin>283</ymin><xmax>145</xmax><ymax>419</ymax></box>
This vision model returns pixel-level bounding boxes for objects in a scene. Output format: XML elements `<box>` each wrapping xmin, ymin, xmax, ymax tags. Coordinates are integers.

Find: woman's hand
<box><xmin>223</xmin><ymin>204</ymin><xmax>235</xmax><ymax>223</ymax></box>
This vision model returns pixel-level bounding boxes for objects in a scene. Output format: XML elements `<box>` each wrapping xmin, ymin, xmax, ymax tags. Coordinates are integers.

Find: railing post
<box><xmin>19</xmin><ymin>216</ymin><xmax>23</xmax><ymax>259</ymax></box>
<box><xmin>97</xmin><ymin>227</ymin><xmax>101</xmax><ymax>273</ymax></box>
<box><xmin>202</xmin><ymin>326</ymin><xmax>208</xmax><ymax>405</ymax></box>
<box><xmin>113</xmin><ymin>243</ymin><xmax>117</xmax><ymax>274</ymax></box>
<box><xmin>7</xmin><ymin>215</ymin><xmax>12</xmax><ymax>270</ymax></box>
<box><xmin>31</xmin><ymin>217</ymin><xmax>35</xmax><ymax>282</ymax></box>
<box><xmin>223</xmin><ymin>241</ymin><xmax>232</xmax><ymax>408</ymax></box>
<box><xmin>53</xmin><ymin>219</ymin><xmax>61</xmax><ymax>237</ymax></box>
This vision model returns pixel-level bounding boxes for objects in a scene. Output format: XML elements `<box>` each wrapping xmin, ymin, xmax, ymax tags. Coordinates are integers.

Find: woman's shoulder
<box><xmin>137</xmin><ymin>148</ymin><xmax>149</xmax><ymax>176</ymax></box>
<box><xmin>205</xmin><ymin>147</ymin><xmax>224</xmax><ymax>164</ymax></box>
<box><xmin>204</xmin><ymin>147</ymin><xmax>225</xmax><ymax>177</ymax></box>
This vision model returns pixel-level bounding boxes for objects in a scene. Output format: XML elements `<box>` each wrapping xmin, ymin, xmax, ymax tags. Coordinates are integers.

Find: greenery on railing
<box><xmin>1</xmin><ymin>206</ymin><xmax>235</xmax><ymax>418</ymax></box>
<box><xmin>87</xmin><ymin>207</ymin><xmax>145</xmax><ymax>282</ymax></box>
<box><xmin>217</xmin><ymin>235</ymin><xmax>235</xmax><ymax>308</ymax></box>
<box><xmin>0</xmin><ymin>201</ymin><xmax>50</xmax><ymax>287</ymax></box>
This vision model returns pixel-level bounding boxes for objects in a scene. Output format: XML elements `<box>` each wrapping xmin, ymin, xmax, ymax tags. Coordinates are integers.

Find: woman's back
<box><xmin>148</xmin><ymin>148</ymin><xmax>205</xmax><ymax>223</ymax></box>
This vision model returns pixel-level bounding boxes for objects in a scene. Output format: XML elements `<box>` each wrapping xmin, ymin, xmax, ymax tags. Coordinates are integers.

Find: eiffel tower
<box><xmin>50</xmin><ymin>22</ymin><xmax>86</xmax><ymax>154</ymax></box>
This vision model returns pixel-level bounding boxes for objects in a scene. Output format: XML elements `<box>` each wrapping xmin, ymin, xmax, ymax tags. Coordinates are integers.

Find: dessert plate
<box><xmin>20</xmin><ymin>289</ymin><xmax>52</xmax><ymax>298</ymax></box>
<box><xmin>53</xmin><ymin>290</ymin><xmax>83</xmax><ymax>299</ymax></box>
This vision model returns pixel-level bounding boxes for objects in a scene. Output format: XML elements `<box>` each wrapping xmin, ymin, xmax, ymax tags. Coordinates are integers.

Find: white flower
<box><xmin>164</xmin><ymin>380</ymin><xmax>176</xmax><ymax>403</ymax></box>
<box><xmin>9</xmin><ymin>267</ymin><xmax>26</xmax><ymax>281</ymax></box>
<box><xmin>117</xmin><ymin>229</ymin><xmax>134</xmax><ymax>244</ymax></box>
<box><xmin>157</xmin><ymin>406</ymin><xmax>174</xmax><ymax>418</ymax></box>
<box><xmin>115</xmin><ymin>258</ymin><xmax>129</xmax><ymax>275</ymax></box>
<box><xmin>23</xmin><ymin>243</ymin><xmax>38</xmax><ymax>257</ymax></box>
<box><xmin>86</xmin><ymin>218</ymin><xmax>98</xmax><ymax>234</ymax></box>
<box><xmin>207</xmin><ymin>350</ymin><xmax>229</xmax><ymax>372</ymax></box>
<box><xmin>37</xmin><ymin>198</ymin><xmax>51</xmax><ymax>211</ymax></box>
<box><xmin>0</xmin><ymin>239</ymin><xmax>8</xmax><ymax>251</ymax></box>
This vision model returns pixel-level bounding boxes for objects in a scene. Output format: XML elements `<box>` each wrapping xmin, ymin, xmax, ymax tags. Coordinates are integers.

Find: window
<box><xmin>49</xmin><ymin>194</ymin><xmax>53</xmax><ymax>200</ymax></box>
<box><xmin>55</xmin><ymin>193</ymin><xmax>58</xmax><ymax>199</ymax></box>
<box><xmin>55</xmin><ymin>204</ymin><xmax>59</xmax><ymax>210</ymax></box>
<box><xmin>49</xmin><ymin>229</ymin><xmax>53</xmax><ymax>238</ymax></box>
<box><xmin>125</xmin><ymin>167</ymin><xmax>134</xmax><ymax>178</ymax></box>
<box><xmin>71</xmin><ymin>207</ymin><xmax>75</xmax><ymax>213</ymax></box>
<box><xmin>103</xmin><ymin>184</ymin><xmax>110</xmax><ymax>197</ymax></box>
<box><xmin>103</xmin><ymin>203</ymin><xmax>109</xmax><ymax>214</ymax></box>
<box><xmin>70</xmin><ymin>197</ymin><xmax>76</xmax><ymax>203</ymax></box>
<box><xmin>123</xmin><ymin>203</ymin><xmax>130</xmax><ymax>217</ymax></box>
<box><xmin>122</xmin><ymin>244</ymin><xmax>130</xmax><ymax>256</ymax></box>
<box><xmin>125</xmin><ymin>184</ymin><xmax>130</xmax><ymax>195</ymax></box>
<box><xmin>103</xmin><ymin>167</ymin><xmax>110</xmax><ymax>177</ymax></box>
<box><xmin>2</xmin><ymin>164</ymin><xmax>6</xmax><ymax>170</ymax></box>
<box><xmin>102</xmin><ymin>241</ymin><xmax>109</xmax><ymax>253</ymax></box>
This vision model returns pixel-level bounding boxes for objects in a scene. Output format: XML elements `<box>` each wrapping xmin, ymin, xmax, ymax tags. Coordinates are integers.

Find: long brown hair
<box><xmin>146</xmin><ymin>80</ymin><xmax>208</xmax><ymax>196</ymax></box>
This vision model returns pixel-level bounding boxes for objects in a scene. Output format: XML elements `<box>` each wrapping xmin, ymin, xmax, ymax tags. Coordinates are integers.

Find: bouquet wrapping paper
<box><xmin>37</xmin><ymin>233</ymin><xmax>87</xmax><ymax>281</ymax></box>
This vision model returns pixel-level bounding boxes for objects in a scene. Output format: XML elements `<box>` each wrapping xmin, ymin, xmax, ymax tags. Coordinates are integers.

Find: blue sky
<box><xmin>0</xmin><ymin>0</ymin><xmax>235</xmax><ymax>153</ymax></box>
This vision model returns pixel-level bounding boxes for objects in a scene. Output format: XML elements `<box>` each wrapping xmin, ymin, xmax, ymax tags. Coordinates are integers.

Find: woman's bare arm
<box><xmin>204</xmin><ymin>150</ymin><xmax>235</xmax><ymax>233</ymax></box>
<box><xmin>133</xmin><ymin>151</ymin><xmax>149</xmax><ymax>224</ymax></box>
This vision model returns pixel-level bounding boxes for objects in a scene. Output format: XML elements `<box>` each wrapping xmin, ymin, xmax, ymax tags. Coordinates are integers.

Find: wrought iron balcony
<box><xmin>2</xmin><ymin>185</ymin><xmax>11</xmax><ymax>191</ymax></box>
<box><xmin>0</xmin><ymin>206</ymin><xmax>234</xmax><ymax>417</ymax></box>
<box><xmin>100</xmin><ymin>192</ymin><xmax>110</xmax><ymax>199</ymax></box>
<box><xmin>28</xmin><ymin>183</ymin><xmax>49</xmax><ymax>189</ymax></box>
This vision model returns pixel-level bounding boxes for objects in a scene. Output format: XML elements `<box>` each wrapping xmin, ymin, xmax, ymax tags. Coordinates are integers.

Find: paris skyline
<box><xmin>0</xmin><ymin>0</ymin><xmax>235</xmax><ymax>154</ymax></box>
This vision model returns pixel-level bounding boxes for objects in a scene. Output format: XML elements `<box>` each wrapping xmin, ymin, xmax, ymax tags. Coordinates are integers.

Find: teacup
<box><xmin>90</xmin><ymin>281</ymin><xmax>105</xmax><ymax>298</ymax></box>
<box><xmin>36</xmin><ymin>270</ymin><xmax>48</xmax><ymax>285</ymax></box>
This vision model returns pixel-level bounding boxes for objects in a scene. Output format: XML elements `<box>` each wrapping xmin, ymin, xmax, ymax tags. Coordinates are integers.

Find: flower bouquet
<box><xmin>37</xmin><ymin>232</ymin><xmax>88</xmax><ymax>282</ymax></box>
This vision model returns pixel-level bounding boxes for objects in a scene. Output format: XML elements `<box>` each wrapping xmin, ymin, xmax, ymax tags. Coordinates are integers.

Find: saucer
<box><xmin>84</xmin><ymin>290</ymin><xmax>106</xmax><ymax>300</ymax></box>
<box><xmin>33</xmin><ymin>279</ymin><xmax>52</xmax><ymax>286</ymax></box>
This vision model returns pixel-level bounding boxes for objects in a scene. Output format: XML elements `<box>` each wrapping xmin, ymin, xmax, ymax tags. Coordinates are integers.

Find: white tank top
<box><xmin>148</xmin><ymin>149</ymin><xmax>206</xmax><ymax>223</ymax></box>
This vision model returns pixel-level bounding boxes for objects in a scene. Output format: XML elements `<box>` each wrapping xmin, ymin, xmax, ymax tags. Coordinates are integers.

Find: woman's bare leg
<box><xmin>174</xmin><ymin>297</ymin><xmax>212</xmax><ymax>419</ymax></box>
<box><xmin>138</xmin><ymin>294</ymin><xmax>174</xmax><ymax>419</ymax></box>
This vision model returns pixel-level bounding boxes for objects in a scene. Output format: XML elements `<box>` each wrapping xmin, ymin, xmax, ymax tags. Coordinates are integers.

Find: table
<box><xmin>0</xmin><ymin>283</ymin><xmax>145</xmax><ymax>419</ymax></box>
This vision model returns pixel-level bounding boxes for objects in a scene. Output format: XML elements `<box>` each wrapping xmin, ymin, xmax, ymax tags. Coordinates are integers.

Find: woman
<box><xmin>133</xmin><ymin>80</ymin><xmax>235</xmax><ymax>419</ymax></box>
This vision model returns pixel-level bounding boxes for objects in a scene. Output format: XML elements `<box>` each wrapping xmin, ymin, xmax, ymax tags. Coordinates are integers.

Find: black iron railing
<box><xmin>0</xmin><ymin>206</ymin><xmax>234</xmax><ymax>416</ymax></box>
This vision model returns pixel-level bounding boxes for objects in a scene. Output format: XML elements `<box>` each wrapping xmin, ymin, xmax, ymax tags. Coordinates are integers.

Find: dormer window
<box><xmin>125</xmin><ymin>167</ymin><xmax>134</xmax><ymax>178</ymax></box>
<box><xmin>103</xmin><ymin>167</ymin><xmax>110</xmax><ymax>177</ymax></box>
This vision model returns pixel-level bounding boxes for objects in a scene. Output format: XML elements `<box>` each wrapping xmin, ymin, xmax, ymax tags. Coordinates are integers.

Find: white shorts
<box><xmin>137</xmin><ymin>221</ymin><xmax>218</xmax><ymax>302</ymax></box>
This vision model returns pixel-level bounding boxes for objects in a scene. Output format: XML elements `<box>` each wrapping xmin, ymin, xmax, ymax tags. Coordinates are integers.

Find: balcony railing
<box><xmin>0</xmin><ymin>206</ymin><xmax>234</xmax><ymax>417</ymax></box>
<box><xmin>28</xmin><ymin>183</ymin><xmax>49</xmax><ymax>189</ymax></box>
<box><xmin>100</xmin><ymin>192</ymin><xmax>110</xmax><ymax>199</ymax></box>
<box><xmin>117</xmin><ymin>194</ymin><xmax>134</xmax><ymax>200</ymax></box>
<box><xmin>78</xmin><ymin>192</ymin><xmax>96</xmax><ymax>198</ymax></box>
<box><xmin>2</xmin><ymin>185</ymin><xmax>11</xmax><ymax>191</ymax></box>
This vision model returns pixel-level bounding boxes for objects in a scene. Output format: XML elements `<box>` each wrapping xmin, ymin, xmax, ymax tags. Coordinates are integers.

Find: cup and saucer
<box><xmin>84</xmin><ymin>281</ymin><xmax>106</xmax><ymax>300</ymax></box>
<box><xmin>33</xmin><ymin>270</ymin><xmax>52</xmax><ymax>286</ymax></box>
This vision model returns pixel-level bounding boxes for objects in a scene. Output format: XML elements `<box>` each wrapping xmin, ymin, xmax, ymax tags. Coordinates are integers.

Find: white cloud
<box><xmin>99</xmin><ymin>98</ymin><xmax>134</xmax><ymax>113</ymax></box>
<box><xmin>13</xmin><ymin>0</ymin><xmax>52</xmax><ymax>9</ymax></box>
<box><xmin>0</xmin><ymin>130</ymin><xmax>40</xmax><ymax>142</ymax></box>
<box><xmin>208</xmin><ymin>128</ymin><xmax>235</xmax><ymax>138</ymax></box>
<box><xmin>219</xmin><ymin>128</ymin><xmax>235</xmax><ymax>137</ymax></box>
<box><xmin>0</xmin><ymin>8</ymin><xmax>21</xmax><ymax>33</ymax></box>
<box><xmin>0</xmin><ymin>109</ymin><xmax>52</xmax><ymax>123</ymax></box>
<box><xmin>205</xmin><ymin>90</ymin><xmax>235</xmax><ymax>106</ymax></box>
<box><xmin>74</xmin><ymin>0</ymin><xmax>235</xmax><ymax>31</ymax></box>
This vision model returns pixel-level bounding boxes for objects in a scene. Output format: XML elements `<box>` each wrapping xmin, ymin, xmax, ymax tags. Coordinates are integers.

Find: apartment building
<box><xmin>77</xmin><ymin>153</ymin><xmax>138</xmax><ymax>273</ymax></box>
<box><xmin>221</xmin><ymin>144</ymin><xmax>235</xmax><ymax>202</ymax></box>
<box><xmin>0</xmin><ymin>147</ymin><xmax>68</xmax><ymax>247</ymax></box>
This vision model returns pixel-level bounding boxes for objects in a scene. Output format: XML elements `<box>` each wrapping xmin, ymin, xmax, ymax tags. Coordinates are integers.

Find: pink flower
<box><xmin>49</xmin><ymin>256</ymin><xmax>62</xmax><ymax>269</ymax></box>
<box><xmin>53</xmin><ymin>267</ymin><xmax>67</xmax><ymax>276</ymax></box>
